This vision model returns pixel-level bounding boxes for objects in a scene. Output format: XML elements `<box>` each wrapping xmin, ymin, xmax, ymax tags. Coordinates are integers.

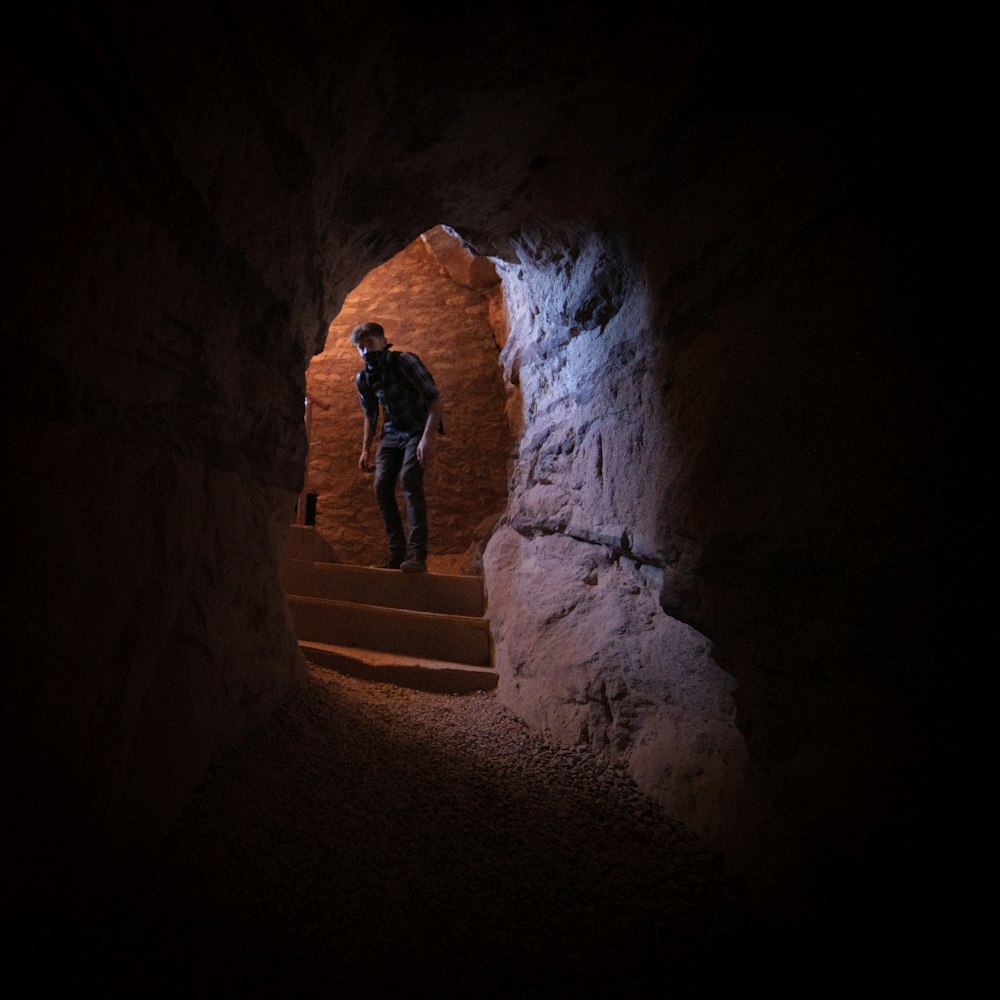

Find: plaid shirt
<box><xmin>356</xmin><ymin>350</ymin><xmax>440</xmax><ymax>437</ymax></box>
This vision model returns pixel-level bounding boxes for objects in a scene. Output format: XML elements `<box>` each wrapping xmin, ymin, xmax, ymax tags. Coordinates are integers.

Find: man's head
<box><xmin>349</xmin><ymin>322</ymin><xmax>388</xmax><ymax>358</ymax></box>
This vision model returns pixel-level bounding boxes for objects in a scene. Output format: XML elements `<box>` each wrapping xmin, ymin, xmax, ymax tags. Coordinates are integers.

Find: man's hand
<box><xmin>358</xmin><ymin>448</ymin><xmax>372</xmax><ymax>473</ymax></box>
<box><xmin>417</xmin><ymin>434</ymin><xmax>436</xmax><ymax>468</ymax></box>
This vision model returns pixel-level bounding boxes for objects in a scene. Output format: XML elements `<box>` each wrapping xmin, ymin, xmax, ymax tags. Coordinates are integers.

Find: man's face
<box><xmin>356</xmin><ymin>333</ymin><xmax>387</xmax><ymax>360</ymax></box>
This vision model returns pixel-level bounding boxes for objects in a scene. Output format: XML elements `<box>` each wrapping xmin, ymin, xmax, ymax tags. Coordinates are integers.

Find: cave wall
<box><xmin>484</xmin><ymin>228</ymin><xmax>766</xmax><ymax>879</ymax></box>
<box><xmin>483</xmin><ymin>206</ymin><xmax>943</xmax><ymax>908</ymax></box>
<box><xmin>2</xmin><ymin>2</ymin><xmax>964</xmax><ymax>922</ymax></box>
<box><xmin>3</xmin><ymin>2</ymin><xmax>325</xmax><ymax>905</ymax></box>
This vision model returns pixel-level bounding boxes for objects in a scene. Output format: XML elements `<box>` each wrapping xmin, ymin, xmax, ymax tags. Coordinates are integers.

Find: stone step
<box><xmin>283</xmin><ymin>559</ymin><xmax>484</xmax><ymax>617</ymax></box>
<box><xmin>282</xmin><ymin>549</ymin><xmax>495</xmax><ymax>693</ymax></box>
<box><xmin>287</xmin><ymin>594</ymin><xmax>491</xmax><ymax>667</ymax></box>
<box><xmin>300</xmin><ymin>641</ymin><xmax>497</xmax><ymax>694</ymax></box>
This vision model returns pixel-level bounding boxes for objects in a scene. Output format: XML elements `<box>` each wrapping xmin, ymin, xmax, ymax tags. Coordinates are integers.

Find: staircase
<box><xmin>283</xmin><ymin>526</ymin><xmax>497</xmax><ymax>693</ymax></box>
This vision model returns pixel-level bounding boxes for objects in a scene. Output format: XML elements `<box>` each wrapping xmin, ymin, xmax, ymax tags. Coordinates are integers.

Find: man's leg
<box><xmin>399</xmin><ymin>435</ymin><xmax>427</xmax><ymax>572</ymax></box>
<box><xmin>374</xmin><ymin>441</ymin><xmax>406</xmax><ymax>567</ymax></box>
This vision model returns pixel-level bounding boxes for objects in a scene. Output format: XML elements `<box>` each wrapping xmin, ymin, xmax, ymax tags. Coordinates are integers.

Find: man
<box><xmin>351</xmin><ymin>321</ymin><xmax>443</xmax><ymax>573</ymax></box>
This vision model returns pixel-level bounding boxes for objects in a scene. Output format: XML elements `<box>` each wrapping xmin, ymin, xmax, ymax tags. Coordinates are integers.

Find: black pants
<box><xmin>374</xmin><ymin>432</ymin><xmax>426</xmax><ymax>563</ymax></box>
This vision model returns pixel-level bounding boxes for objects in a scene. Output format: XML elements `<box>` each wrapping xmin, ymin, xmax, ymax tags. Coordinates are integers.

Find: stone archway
<box><xmin>303</xmin><ymin>227</ymin><xmax>516</xmax><ymax>572</ymax></box>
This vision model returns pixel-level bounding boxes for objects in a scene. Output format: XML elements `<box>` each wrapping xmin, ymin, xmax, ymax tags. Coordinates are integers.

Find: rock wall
<box><xmin>4</xmin><ymin>2</ymin><xmax>319</xmax><ymax>907</ymax></box>
<box><xmin>484</xmin><ymin>228</ymin><xmax>765</xmax><ymax>879</ymax></box>
<box><xmin>483</xmin><ymin>201</ymin><xmax>949</xmax><ymax>908</ymax></box>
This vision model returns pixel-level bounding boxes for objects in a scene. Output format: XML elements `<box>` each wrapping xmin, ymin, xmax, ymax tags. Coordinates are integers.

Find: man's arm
<box><xmin>356</xmin><ymin>373</ymin><xmax>379</xmax><ymax>472</ymax></box>
<box><xmin>417</xmin><ymin>395</ymin><xmax>443</xmax><ymax>468</ymax></box>
<box><xmin>359</xmin><ymin>414</ymin><xmax>376</xmax><ymax>472</ymax></box>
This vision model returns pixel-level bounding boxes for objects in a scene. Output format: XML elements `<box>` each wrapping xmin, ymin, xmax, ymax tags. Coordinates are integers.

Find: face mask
<box><xmin>363</xmin><ymin>349</ymin><xmax>385</xmax><ymax>373</ymax></box>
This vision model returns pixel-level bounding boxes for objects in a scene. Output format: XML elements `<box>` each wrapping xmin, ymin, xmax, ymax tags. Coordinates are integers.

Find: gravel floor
<box><xmin>58</xmin><ymin>664</ymin><xmax>778</xmax><ymax>997</ymax></box>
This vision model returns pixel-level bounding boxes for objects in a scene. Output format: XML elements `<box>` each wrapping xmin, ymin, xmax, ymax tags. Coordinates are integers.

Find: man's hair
<box><xmin>349</xmin><ymin>321</ymin><xmax>385</xmax><ymax>347</ymax></box>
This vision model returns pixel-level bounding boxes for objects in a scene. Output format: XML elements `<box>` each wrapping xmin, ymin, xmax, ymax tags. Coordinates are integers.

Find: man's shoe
<box><xmin>371</xmin><ymin>559</ymin><xmax>403</xmax><ymax>570</ymax></box>
<box><xmin>400</xmin><ymin>558</ymin><xmax>427</xmax><ymax>573</ymax></box>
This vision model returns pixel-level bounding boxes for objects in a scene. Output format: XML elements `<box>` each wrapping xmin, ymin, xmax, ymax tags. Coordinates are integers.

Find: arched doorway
<box><xmin>302</xmin><ymin>227</ymin><xmax>516</xmax><ymax>573</ymax></box>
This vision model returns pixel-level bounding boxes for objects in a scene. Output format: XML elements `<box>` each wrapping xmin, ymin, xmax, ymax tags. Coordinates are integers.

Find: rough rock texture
<box><xmin>485</xmin><ymin>530</ymin><xmax>760</xmax><ymax>871</ymax></box>
<box><xmin>2</xmin><ymin>0</ymin><xmax>972</xmax><ymax>953</ymax></box>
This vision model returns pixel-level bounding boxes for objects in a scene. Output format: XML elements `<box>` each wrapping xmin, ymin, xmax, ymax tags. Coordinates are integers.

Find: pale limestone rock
<box><xmin>484</xmin><ymin>524</ymin><xmax>758</xmax><ymax>859</ymax></box>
